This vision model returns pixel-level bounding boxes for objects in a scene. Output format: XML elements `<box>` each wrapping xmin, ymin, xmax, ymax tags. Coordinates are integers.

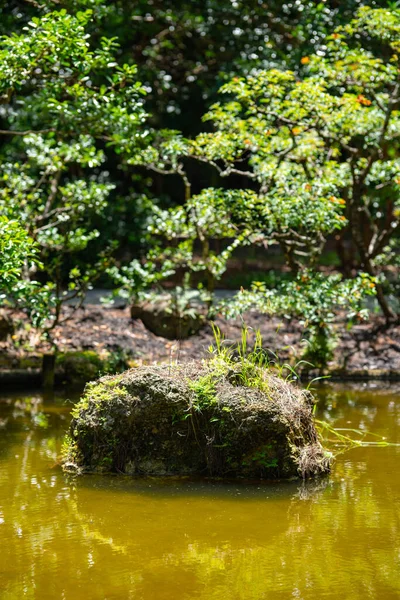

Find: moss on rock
<box><xmin>56</xmin><ymin>351</ymin><xmax>104</xmax><ymax>384</ymax></box>
<box><xmin>62</xmin><ymin>362</ymin><xmax>331</xmax><ymax>479</ymax></box>
<box><xmin>55</xmin><ymin>350</ymin><xmax>131</xmax><ymax>385</ymax></box>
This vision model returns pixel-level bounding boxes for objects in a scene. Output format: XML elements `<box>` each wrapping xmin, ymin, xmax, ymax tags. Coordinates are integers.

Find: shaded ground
<box><xmin>2</xmin><ymin>304</ymin><xmax>400</xmax><ymax>379</ymax></box>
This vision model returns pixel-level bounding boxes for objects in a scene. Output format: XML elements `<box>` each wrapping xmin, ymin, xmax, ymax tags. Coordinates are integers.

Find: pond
<box><xmin>0</xmin><ymin>384</ymin><xmax>399</xmax><ymax>600</ymax></box>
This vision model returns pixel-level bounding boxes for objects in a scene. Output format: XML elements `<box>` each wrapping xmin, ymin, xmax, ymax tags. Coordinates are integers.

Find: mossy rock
<box><xmin>130</xmin><ymin>299</ymin><xmax>205</xmax><ymax>339</ymax></box>
<box><xmin>63</xmin><ymin>363</ymin><xmax>331</xmax><ymax>479</ymax></box>
<box><xmin>55</xmin><ymin>351</ymin><xmax>106</xmax><ymax>384</ymax></box>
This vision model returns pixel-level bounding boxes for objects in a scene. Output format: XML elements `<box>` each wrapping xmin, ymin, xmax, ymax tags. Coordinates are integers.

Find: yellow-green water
<box><xmin>1</xmin><ymin>384</ymin><xmax>400</xmax><ymax>600</ymax></box>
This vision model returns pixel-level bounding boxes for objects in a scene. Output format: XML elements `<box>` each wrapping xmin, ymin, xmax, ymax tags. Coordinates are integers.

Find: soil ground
<box><xmin>2</xmin><ymin>304</ymin><xmax>400</xmax><ymax>379</ymax></box>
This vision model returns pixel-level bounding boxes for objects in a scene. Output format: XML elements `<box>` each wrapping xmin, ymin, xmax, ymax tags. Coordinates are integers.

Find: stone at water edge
<box><xmin>62</xmin><ymin>363</ymin><xmax>331</xmax><ymax>479</ymax></box>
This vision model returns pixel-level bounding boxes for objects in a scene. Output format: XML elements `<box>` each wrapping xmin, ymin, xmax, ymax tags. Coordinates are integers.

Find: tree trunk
<box><xmin>350</xmin><ymin>198</ymin><xmax>396</xmax><ymax>322</ymax></box>
<box><xmin>335</xmin><ymin>233</ymin><xmax>352</xmax><ymax>278</ymax></box>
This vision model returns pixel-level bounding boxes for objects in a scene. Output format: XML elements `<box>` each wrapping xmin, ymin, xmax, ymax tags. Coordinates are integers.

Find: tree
<box><xmin>113</xmin><ymin>128</ymin><xmax>252</xmax><ymax>320</ymax></box>
<box><xmin>0</xmin><ymin>1</ymin><xmax>390</xmax><ymax>129</ymax></box>
<box><xmin>0</xmin><ymin>9</ymin><xmax>147</xmax><ymax>339</ymax></box>
<box><xmin>0</xmin><ymin>216</ymin><xmax>55</xmax><ymax>334</ymax></box>
<box><xmin>1</xmin><ymin>3</ymin><xmax>396</xmax><ymax>364</ymax></box>
<box><xmin>0</xmin><ymin>9</ymin><xmax>146</xmax><ymax>141</ymax></box>
<box><xmin>0</xmin><ymin>2</ymin><xmax>395</xmax><ymax>264</ymax></box>
<box><xmin>117</xmin><ymin>8</ymin><xmax>396</xmax><ymax>357</ymax></box>
<box><xmin>187</xmin><ymin>6</ymin><xmax>400</xmax><ymax>322</ymax></box>
<box><xmin>109</xmin><ymin>187</ymin><xmax>247</xmax><ymax>318</ymax></box>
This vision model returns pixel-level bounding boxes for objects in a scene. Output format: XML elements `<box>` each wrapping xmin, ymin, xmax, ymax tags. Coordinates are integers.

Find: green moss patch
<box><xmin>55</xmin><ymin>350</ymin><xmax>131</xmax><ymax>385</ymax></box>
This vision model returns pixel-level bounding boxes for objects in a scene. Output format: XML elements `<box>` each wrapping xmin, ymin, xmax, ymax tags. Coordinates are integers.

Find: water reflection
<box><xmin>0</xmin><ymin>385</ymin><xmax>399</xmax><ymax>599</ymax></box>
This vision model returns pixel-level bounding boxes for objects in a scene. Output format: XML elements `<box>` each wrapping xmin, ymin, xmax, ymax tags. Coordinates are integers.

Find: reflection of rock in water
<box><xmin>295</xmin><ymin>477</ymin><xmax>332</xmax><ymax>501</ymax></box>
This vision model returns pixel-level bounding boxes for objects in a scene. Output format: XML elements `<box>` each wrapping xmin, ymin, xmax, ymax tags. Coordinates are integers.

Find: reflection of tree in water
<box><xmin>0</xmin><ymin>388</ymin><xmax>400</xmax><ymax>599</ymax></box>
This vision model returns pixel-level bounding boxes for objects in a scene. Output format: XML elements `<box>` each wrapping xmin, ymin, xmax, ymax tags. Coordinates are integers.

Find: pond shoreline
<box><xmin>1</xmin><ymin>304</ymin><xmax>400</xmax><ymax>386</ymax></box>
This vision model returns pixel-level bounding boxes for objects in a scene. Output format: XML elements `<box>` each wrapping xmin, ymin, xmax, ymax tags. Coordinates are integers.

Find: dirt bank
<box><xmin>1</xmin><ymin>305</ymin><xmax>400</xmax><ymax>383</ymax></box>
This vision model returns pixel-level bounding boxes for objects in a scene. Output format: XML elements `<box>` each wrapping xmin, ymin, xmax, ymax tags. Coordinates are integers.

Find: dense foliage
<box><xmin>1</xmin><ymin>2</ymin><xmax>400</xmax><ymax>364</ymax></box>
<box><xmin>0</xmin><ymin>8</ymin><xmax>146</xmax><ymax>336</ymax></box>
<box><xmin>0</xmin><ymin>0</ymin><xmax>389</xmax><ymax>126</ymax></box>
<box><xmin>0</xmin><ymin>216</ymin><xmax>37</xmax><ymax>289</ymax></box>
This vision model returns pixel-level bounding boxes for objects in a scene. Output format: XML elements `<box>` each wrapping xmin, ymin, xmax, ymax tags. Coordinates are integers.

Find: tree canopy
<box><xmin>1</xmin><ymin>2</ymin><xmax>400</xmax><ymax>363</ymax></box>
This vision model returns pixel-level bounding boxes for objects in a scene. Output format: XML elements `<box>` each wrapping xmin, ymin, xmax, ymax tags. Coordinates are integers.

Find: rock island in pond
<box><xmin>62</xmin><ymin>362</ymin><xmax>331</xmax><ymax>479</ymax></box>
